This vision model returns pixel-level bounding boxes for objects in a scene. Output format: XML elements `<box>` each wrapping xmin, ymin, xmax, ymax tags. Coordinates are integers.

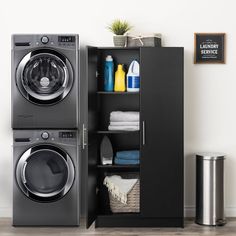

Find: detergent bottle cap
<box><xmin>106</xmin><ymin>55</ymin><xmax>113</xmax><ymax>61</ymax></box>
<box><xmin>117</xmin><ymin>64</ymin><xmax>123</xmax><ymax>69</ymax></box>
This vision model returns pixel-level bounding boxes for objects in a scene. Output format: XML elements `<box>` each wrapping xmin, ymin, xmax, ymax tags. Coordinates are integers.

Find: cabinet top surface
<box><xmin>87</xmin><ymin>46</ymin><xmax>184</xmax><ymax>50</ymax></box>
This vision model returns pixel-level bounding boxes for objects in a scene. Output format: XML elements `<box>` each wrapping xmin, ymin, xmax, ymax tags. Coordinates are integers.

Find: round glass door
<box><xmin>16</xmin><ymin>145</ymin><xmax>75</xmax><ymax>202</ymax></box>
<box><xmin>16</xmin><ymin>49</ymin><xmax>73</xmax><ymax>105</ymax></box>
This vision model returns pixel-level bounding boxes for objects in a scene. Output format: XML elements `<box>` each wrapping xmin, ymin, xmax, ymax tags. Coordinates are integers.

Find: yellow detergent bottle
<box><xmin>114</xmin><ymin>64</ymin><xmax>126</xmax><ymax>92</ymax></box>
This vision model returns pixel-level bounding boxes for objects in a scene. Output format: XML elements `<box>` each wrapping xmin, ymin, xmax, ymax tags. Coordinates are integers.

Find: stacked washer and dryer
<box><xmin>11</xmin><ymin>34</ymin><xmax>80</xmax><ymax>226</ymax></box>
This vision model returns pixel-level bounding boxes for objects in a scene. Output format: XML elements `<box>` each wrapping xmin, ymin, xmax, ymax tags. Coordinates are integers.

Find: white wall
<box><xmin>0</xmin><ymin>0</ymin><xmax>236</xmax><ymax>217</ymax></box>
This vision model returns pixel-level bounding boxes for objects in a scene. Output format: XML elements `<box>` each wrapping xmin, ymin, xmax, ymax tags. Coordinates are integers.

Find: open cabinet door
<box><xmin>140</xmin><ymin>47</ymin><xmax>184</xmax><ymax>219</ymax></box>
<box><xmin>85</xmin><ymin>46</ymin><xmax>99</xmax><ymax>228</ymax></box>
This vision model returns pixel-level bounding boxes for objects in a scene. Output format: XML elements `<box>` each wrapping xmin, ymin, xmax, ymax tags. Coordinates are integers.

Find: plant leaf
<box><xmin>107</xmin><ymin>19</ymin><xmax>132</xmax><ymax>35</ymax></box>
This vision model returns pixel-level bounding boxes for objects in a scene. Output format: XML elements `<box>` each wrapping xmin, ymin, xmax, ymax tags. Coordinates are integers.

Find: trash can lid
<box><xmin>196</xmin><ymin>152</ymin><xmax>225</xmax><ymax>160</ymax></box>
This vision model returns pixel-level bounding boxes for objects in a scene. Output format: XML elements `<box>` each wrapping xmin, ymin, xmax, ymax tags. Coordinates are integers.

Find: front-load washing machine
<box><xmin>12</xmin><ymin>34</ymin><xmax>79</xmax><ymax>129</ymax></box>
<box><xmin>13</xmin><ymin>130</ymin><xmax>79</xmax><ymax>226</ymax></box>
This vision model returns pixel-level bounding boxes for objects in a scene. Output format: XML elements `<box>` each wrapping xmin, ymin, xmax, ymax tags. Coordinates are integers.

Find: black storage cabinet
<box><xmin>82</xmin><ymin>46</ymin><xmax>184</xmax><ymax>228</ymax></box>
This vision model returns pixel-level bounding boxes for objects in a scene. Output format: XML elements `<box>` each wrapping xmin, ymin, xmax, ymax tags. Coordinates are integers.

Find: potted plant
<box><xmin>108</xmin><ymin>19</ymin><xmax>132</xmax><ymax>47</ymax></box>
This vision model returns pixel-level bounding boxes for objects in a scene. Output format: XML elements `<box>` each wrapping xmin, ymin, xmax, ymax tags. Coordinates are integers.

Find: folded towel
<box><xmin>108</xmin><ymin>125</ymin><xmax>139</xmax><ymax>131</ymax></box>
<box><xmin>103</xmin><ymin>175</ymin><xmax>138</xmax><ymax>204</ymax></box>
<box><xmin>110</xmin><ymin>111</ymin><xmax>139</xmax><ymax>122</ymax></box>
<box><xmin>114</xmin><ymin>157</ymin><xmax>140</xmax><ymax>165</ymax></box>
<box><xmin>116</xmin><ymin>150</ymin><xmax>140</xmax><ymax>160</ymax></box>
<box><xmin>110</xmin><ymin>121</ymin><xmax>139</xmax><ymax>126</ymax></box>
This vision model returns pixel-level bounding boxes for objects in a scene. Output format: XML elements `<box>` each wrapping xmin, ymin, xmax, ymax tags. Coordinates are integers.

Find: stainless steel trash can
<box><xmin>196</xmin><ymin>153</ymin><xmax>226</xmax><ymax>226</ymax></box>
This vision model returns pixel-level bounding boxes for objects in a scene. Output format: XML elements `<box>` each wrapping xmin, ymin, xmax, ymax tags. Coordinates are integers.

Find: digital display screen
<box><xmin>59</xmin><ymin>132</ymin><xmax>76</xmax><ymax>138</ymax></box>
<box><xmin>58</xmin><ymin>36</ymin><xmax>75</xmax><ymax>43</ymax></box>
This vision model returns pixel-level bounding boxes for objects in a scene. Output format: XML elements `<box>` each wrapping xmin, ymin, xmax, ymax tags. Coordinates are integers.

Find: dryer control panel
<box><xmin>13</xmin><ymin>130</ymin><xmax>77</xmax><ymax>146</ymax></box>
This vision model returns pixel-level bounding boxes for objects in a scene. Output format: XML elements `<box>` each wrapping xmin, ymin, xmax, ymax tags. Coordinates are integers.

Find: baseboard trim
<box><xmin>1</xmin><ymin>206</ymin><xmax>236</xmax><ymax>218</ymax></box>
<box><xmin>185</xmin><ymin>206</ymin><xmax>236</xmax><ymax>217</ymax></box>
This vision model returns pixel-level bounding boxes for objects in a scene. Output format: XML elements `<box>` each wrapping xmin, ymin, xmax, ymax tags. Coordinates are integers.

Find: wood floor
<box><xmin>0</xmin><ymin>218</ymin><xmax>235</xmax><ymax>236</ymax></box>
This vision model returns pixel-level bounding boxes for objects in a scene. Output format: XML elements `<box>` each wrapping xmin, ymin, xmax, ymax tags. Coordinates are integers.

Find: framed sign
<box><xmin>194</xmin><ymin>33</ymin><xmax>225</xmax><ymax>64</ymax></box>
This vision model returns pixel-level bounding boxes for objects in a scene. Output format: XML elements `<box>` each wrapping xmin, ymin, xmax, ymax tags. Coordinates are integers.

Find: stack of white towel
<box><xmin>108</xmin><ymin>111</ymin><xmax>140</xmax><ymax>131</ymax></box>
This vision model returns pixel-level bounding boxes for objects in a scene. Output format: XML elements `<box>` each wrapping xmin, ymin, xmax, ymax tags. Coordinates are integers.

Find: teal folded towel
<box><xmin>114</xmin><ymin>157</ymin><xmax>140</xmax><ymax>165</ymax></box>
<box><xmin>116</xmin><ymin>150</ymin><xmax>140</xmax><ymax>160</ymax></box>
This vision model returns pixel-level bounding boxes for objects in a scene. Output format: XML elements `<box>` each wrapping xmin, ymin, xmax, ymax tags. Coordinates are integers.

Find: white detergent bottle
<box><xmin>126</xmin><ymin>60</ymin><xmax>140</xmax><ymax>92</ymax></box>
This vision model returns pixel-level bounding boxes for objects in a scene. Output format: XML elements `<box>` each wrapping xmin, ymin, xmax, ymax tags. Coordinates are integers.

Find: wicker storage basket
<box><xmin>127</xmin><ymin>33</ymin><xmax>161</xmax><ymax>47</ymax></box>
<box><xmin>109</xmin><ymin>180</ymin><xmax>140</xmax><ymax>213</ymax></box>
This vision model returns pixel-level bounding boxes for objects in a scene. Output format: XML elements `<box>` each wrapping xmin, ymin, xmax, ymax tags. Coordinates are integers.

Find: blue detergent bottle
<box><xmin>104</xmin><ymin>55</ymin><xmax>114</xmax><ymax>92</ymax></box>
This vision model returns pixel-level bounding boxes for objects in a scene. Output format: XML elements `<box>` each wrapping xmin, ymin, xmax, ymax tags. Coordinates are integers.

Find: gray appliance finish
<box><xmin>12</xmin><ymin>34</ymin><xmax>79</xmax><ymax>129</ymax></box>
<box><xmin>13</xmin><ymin>130</ymin><xmax>80</xmax><ymax>226</ymax></box>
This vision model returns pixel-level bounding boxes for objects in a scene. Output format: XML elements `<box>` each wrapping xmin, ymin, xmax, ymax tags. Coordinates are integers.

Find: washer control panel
<box><xmin>13</xmin><ymin>34</ymin><xmax>78</xmax><ymax>49</ymax></box>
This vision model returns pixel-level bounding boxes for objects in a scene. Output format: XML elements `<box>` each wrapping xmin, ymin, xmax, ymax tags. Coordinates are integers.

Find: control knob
<box><xmin>41</xmin><ymin>36</ymin><xmax>49</xmax><ymax>44</ymax></box>
<box><xmin>41</xmin><ymin>132</ymin><xmax>49</xmax><ymax>140</ymax></box>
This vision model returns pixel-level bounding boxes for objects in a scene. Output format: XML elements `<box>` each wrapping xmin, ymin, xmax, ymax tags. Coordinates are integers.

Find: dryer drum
<box><xmin>16</xmin><ymin>49</ymin><xmax>74</xmax><ymax>106</ymax></box>
<box><xmin>16</xmin><ymin>145</ymin><xmax>75</xmax><ymax>202</ymax></box>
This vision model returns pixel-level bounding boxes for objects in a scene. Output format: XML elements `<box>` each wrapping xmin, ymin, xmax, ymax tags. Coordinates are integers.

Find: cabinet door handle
<box><xmin>82</xmin><ymin>124</ymin><xmax>87</xmax><ymax>149</ymax></box>
<box><xmin>142</xmin><ymin>121</ymin><xmax>145</xmax><ymax>146</ymax></box>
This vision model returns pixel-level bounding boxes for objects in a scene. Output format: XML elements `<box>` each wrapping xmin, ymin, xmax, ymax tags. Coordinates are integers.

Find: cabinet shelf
<box><xmin>97</xmin><ymin>130</ymin><xmax>139</xmax><ymax>134</ymax></box>
<box><xmin>97</xmin><ymin>46</ymin><xmax>140</xmax><ymax>50</ymax></box>
<box><xmin>97</xmin><ymin>164</ymin><xmax>140</xmax><ymax>170</ymax></box>
<box><xmin>97</xmin><ymin>91</ymin><xmax>139</xmax><ymax>95</ymax></box>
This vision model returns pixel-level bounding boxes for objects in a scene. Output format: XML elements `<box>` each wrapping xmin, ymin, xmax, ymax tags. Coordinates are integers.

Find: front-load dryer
<box><xmin>13</xmin><ymin>130</ymin><xmax>79</xmax><ymax>226</ymax></box>
<box><xmin>12</xmin><ymin>34</ymin><xmax>79</xmax><ymax>129</ymax></box>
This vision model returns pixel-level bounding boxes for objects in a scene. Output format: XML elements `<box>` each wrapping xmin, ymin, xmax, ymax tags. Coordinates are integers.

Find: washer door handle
<box><xmin>22</xmin><ymin>162</ymin><xmax>27</xmax><ymax>184</ymax></box>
